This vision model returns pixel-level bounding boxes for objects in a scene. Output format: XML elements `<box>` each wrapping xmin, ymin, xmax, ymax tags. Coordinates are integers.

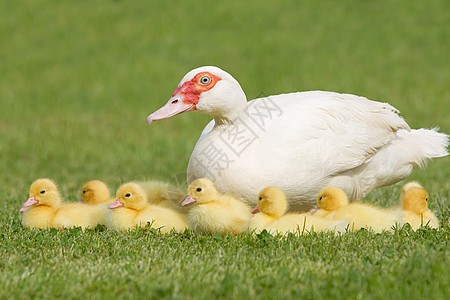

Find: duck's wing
<box><xmin>253</xmin><ymin>91</ymin><xmax>410</xmax><ymax>175</ymax></box>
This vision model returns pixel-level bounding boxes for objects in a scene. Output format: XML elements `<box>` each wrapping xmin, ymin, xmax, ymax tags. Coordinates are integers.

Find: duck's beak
<box><xmin>20</xmin><ymin>196</ymin><xmax>38</xmax><ymax>213</ymax></box>
<box><xmin>251</xmin><ymin>206</ymin><xmax>260</xmax><ymax>214</ymax></box>
<box><xmin>147</xmin><ymin>96</ymin><xmax>196</xmax><ymax>124</ymax></box>
<box><xmin>309</xmin><ymin>206</ymin><xmax>319</xmax><ymax>215</ymax></box>
<box><xmin>181</xmin><ymin>195</ymin><xmax>196</xmax><ymax>206</ymax></box>
<box><xmin>108</xmin><ymin>199</ymin><xmax>124</xmax><ymax>209</ymax></box>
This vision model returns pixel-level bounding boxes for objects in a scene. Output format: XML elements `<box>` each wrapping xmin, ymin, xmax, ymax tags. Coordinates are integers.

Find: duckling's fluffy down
<box><xmin>187</xmin><ymin>197</ymin><xmax>251</xmax><ymax>234</ymax></box>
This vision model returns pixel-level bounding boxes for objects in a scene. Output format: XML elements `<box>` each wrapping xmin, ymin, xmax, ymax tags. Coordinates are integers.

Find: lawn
<box><xmin>0</xmin><ymin>0</ymin><xmax>449</xmax><ymax>299</ymax></box>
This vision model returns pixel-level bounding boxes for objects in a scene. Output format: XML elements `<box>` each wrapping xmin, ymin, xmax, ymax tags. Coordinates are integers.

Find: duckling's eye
<box><xmin>199</xmin><ymin>75</ymin><xmax>211</xmax><ymax>85</ymax></box>
<box><xmin>259</xmin><ymin>196</ymin><xmax>262</xmax><ymax>201</ymax></box>
<box><xmin>319</xmin><ymin>196</ymin><xmax>323</xmax><ymax>201</ymax></box>
<box><xmin>82</xmin><ymin>190</ymin><xmax>86</xmax><ymax>194</ymax></box>
<box><xmin>425</xmin><ymin>197</ymin><xmax>428</xmax><ymax>202</ymax></box>
<box><xmin>196</xmin><ymin>187</ymin><xmax>202</xmax><ymax>192</ymax></box>
<box><xmin>40</xmin><ymin>190</ymin><xmax>46</xmax><ymax>194</ymax></box>
<box><xmin>125</xmin><ymin>193</ymin><xmax>131</xmax><ymax>197</ymax></box>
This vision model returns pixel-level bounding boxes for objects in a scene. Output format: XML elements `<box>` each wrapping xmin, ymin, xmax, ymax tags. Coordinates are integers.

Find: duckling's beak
<box><xmin>181</xmin><ymin>195</ymin><xmax>196</xmax><ymax>206</ymax></box>
<box><xmin>19</xmin><ymin>196</ymin><xmax>38</xmax><ymax>213</ymax></box>
<box><xmin>108</xmin><ymin>199</ymin><xmax>124</xmax><ymax>209</ymax></box>
<box><xmin>147</xmin><ymin>97</ymin><xmax>196</xmax><ymax>124</ymax></box>
<box><xmin>309</xmin><ymin>206</ymin><xmax>319</xmax><ymax>215</ymax></box>
<box><xmin>251</xmin><ymin>206</ymin><xmax>260</xmax><ymax>214</ymax></box>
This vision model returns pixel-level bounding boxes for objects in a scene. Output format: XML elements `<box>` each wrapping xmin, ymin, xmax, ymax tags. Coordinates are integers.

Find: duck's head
<box><xmin>20</xmin><ymin>178</ymin><xmax>61</xmax><ymax>212</ymax></box>
<box><xmin>80</xmin><ymin>180</ymin><xmax>111</xmax><ymax>204</ymax></box>
<box><xmin>402</xmin><ymin>187</ymin><xmax>429</xmax><ymax>214</ymax></box>
<box><xmin>316</xmin><ymin>187</ymin><xmax>349</xmax><ymax>211</ymax></box>
<box><xmin>147</xmin><ymin>66</ymin><xmax>247</xmax><ymax>124</ymax></box>
<box><xmin>400</xmin><ymin>181</ymin><xmax>423</xmax><ymax>201</ymax></box>
<box><xmin>182</xmin><ymin>178</ymin><xmax>218</xmax><ymax>206</ymax></box>
<box><xmin>252</xmin><ymin>186</ymin><xmax>287</xmax><ymax>217</ymax></box>
<box><xmin>110</xmin><ymin>183</ymin><xmax>147</xmax><ymax>211</ymax></box>
<box><xmin>401</xmin><ymin>181</ymin><xmax>423</xmax><ymax>194</ymax></box>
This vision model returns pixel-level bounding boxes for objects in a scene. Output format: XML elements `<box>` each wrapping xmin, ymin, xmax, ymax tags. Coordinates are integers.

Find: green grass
<box><xmin>1</xmin><ymin>226</ymin><xmax>450</xmax><ymax>299</ymax></box>
<box><xmin>1</xmin><ymin>0</ymin><xmax>449</xmax><ymax>299</ymax></box>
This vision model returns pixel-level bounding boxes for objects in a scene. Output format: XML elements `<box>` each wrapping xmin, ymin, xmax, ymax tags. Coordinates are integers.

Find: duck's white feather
<box><xmin>188</xmin><ymin>91</ymin><xmax>448</xmax><ymax>211</ymax></box>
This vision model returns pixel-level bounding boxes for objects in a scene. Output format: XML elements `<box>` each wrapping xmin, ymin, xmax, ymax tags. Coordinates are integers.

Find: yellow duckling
<box><xmin>80</xmin><ymin>180</ymin><xmax>113</xmax><ymax>204</ymax></box>
<box><xmin>182</xmin><ymin>178</ymin><xmax>251</xmax><ymax>234</ymax></box>
<box><xmin>398</xmin><ymin>182</ymin><xmax>439</xmax><ymax>229</ymax></box>
<box><xmin>136</xmin><ymin>180</ymin><xmax>187</xmax><ymax>214</ymax></box>
<box><xmin>312</xmin><ymin>186</ymin><xmax>403</xmax><ymax>232</ymax></box>
<box><xmin>78</xmin><ymin>180</ymin><xmax>112</xmax><ymax>225</ymax></box>
<box><xmin>249</xmin><ymin>187</ymin><xmax>287</xmax><ymax>232</ymax></box>
<box><xmin>249</xmin><ymin>187</ymin><xmax>349</xmax><ymax>234</ymax></box>
<box><xmin>105</xmin><ymin>182</ymin><xmax>188</xmax><ymax>233</ymax></box>
<box><xmin>399</xmin><ymin>181</ymin><xmax>424</xmax><ymax>201</ymax></box>
<box><xmin>20</xmin><ymin>178</ymin><xmax>101</xmax><ymax>229</ymax></box>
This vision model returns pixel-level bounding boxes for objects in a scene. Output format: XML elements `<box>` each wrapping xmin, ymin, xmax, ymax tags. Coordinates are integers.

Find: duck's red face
<box><xmin>147</xmin><ymin>72</ymin><xmax>221</xmax><ymax>124</ymax></box>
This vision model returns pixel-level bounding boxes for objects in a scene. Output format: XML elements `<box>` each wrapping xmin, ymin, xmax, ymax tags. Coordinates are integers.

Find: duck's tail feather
<box><xmin>396</xmin><ymin>128</ymin><xmax>449</xmax><ymax>168</ymax></box>
<box><xmin>334</xmin><ymin>128</ymin><xmax>447</xmax><ymax>202</ymax></box>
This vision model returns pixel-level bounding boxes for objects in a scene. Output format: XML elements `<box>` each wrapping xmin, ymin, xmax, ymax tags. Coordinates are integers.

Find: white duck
<box><xmin>147</xmin><ymin>66</ymin><xmax>449</xmax><ymax>211</ymax></box>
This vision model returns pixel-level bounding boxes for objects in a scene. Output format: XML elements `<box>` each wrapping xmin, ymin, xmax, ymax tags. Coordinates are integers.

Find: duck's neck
<box><xmin>41</xmin><ymin>199</ymin><xmax>61</xmax><ymax>210</ymax></box>
<box><xmin>199</xmin><ymin>84</ymin><xmax>249</xmax><ymax>127</ymax></box>
<box><xmin>131</xmin><ymin>201</ymin><xmax>147</xmax><ymax>211</ymax></box>
<box><xmin>32</xmin><ymin>204</ymin><xmax>55</xmax><ymax>213</ymax></box>
<box><xmin>260</xmin><ymin>212</ymin><xmax>280</xmax><ymax>224</ymax></box>
<box><xmin>212</xmin><ymin>100</ymin><xmax>249</xmax><ymax>127</ymax></box>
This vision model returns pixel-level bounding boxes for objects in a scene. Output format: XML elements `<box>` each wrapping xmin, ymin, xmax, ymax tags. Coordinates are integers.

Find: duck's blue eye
<box><xmin>199</xmin><ymin>75</ymin><xmax>211</xmax><ymax>85</ymax></box>
<box><xmin>196</xmin><ymin>187</ymin><xmax>202</xmax><ymax>192</ymax></box>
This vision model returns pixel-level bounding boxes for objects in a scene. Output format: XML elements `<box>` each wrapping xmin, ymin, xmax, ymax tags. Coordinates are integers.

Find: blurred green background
<box><xmin>1</xmin><ymin>0</ymin><xmax>448</xmax><ymax>198</ymax></box>
<box><xmin>0</xmin><ymin>0</ymin><xmax>449</xmax><ymax>298</ymax></box>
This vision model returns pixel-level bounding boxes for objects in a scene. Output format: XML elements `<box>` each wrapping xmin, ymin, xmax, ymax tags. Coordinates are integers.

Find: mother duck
<box><xmin>147</xmin><ymin>66</ymin><xmax>448</xmax><ymax>211</ymax></box>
